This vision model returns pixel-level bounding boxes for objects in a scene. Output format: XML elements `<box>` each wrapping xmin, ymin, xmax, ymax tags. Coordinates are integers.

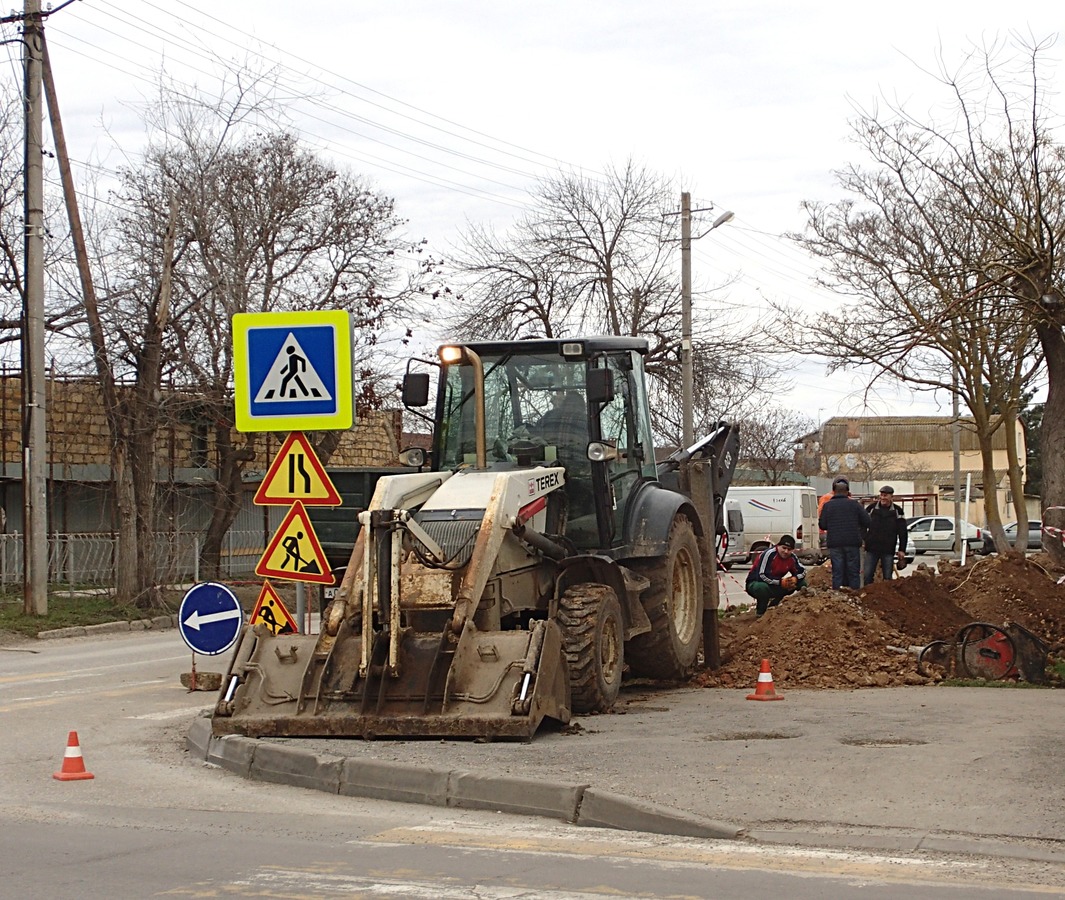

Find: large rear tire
<box><xmin>557</xmin><ymin>584</ymin><xmax>624</xmax><ymax>714</ymax></box>
<box><xmin>627</xmin><ymin>516</ymin><xmax>703</xmax><ymax>680</ymax></box>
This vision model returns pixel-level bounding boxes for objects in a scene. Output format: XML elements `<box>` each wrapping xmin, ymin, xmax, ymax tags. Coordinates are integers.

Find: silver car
<box><xmin>907</xmin><ymin>515</ymin><xmax>983</xmax><ymax>553</ymax></box>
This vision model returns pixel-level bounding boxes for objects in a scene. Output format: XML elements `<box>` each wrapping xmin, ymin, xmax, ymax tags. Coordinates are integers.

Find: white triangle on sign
<box><xmin>254</xmin><ymin>333</ymin><xmax>333</xmax><ymax>403</ymax></box>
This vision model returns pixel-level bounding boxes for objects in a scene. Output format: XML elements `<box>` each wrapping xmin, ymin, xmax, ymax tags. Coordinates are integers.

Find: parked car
<box><xmin>907</xmin><ymin>515</ymin><xmax>983</xmax><ymax>553</ymax></box>
<box><xmin>979</xmin><ymin>520</ymin><xmax>1043</xmax><ymax>555</ymax></box>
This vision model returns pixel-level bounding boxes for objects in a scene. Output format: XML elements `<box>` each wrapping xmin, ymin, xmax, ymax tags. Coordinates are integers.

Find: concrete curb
<box><xmin>38</xmin><ymin>614</ymin><xmax>178</xmax><ymax>640</ymax></box>
<box><xmin>578</xmin><ymin>788</ymin><xmax>744</xmax><ymax>840</ymax></box>
<box><xmin>182</xmin><ymin>718</ymin><xmax>1065</xmax><ymax>860</ymax></box>
<box><xmin>184</xmin><ymin>718</ymin><xmax>742</xmax><ymax>839</ymax></box>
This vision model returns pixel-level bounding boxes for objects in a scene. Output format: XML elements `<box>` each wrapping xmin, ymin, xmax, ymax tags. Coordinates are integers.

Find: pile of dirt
<box><xmin>694</xmin><ymin>552</ymin><xmax>1065</xmax><ymax>691</ymax></box>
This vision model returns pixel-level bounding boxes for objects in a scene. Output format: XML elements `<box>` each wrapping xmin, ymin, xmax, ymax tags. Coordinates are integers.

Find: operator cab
<box><xmin>402</xmin><ymin>337</ymin><xmax>658</xmax><ymax>552</ymax></box>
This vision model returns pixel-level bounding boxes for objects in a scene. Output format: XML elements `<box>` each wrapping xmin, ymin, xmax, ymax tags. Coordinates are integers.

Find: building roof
<box><xmin>820</xmin><ymin>416</ymin><xmax>1017</xmax><ymax>454</ymax></box>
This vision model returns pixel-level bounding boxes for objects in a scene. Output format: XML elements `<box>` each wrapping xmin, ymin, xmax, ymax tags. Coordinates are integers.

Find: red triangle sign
<box><xmin>254</xmin><ymin>432</ymin><xmax>342</xmax><ymax>506</ymax></box>
<box><xmin>255</xmin><ymin>501</ymin><xmax>335</xmax><ymax>585</ymax></box>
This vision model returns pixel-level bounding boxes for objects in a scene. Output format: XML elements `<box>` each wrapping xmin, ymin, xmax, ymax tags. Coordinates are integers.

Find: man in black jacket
<box><xmin>818</xmin><ymin>477</ymin><xmax>871</xmax><ymax>590</ymax></box>
<box><xmin>864</xmin><ymin>485</ymin><xmax>908</xmax><ymax>584</ymax></box>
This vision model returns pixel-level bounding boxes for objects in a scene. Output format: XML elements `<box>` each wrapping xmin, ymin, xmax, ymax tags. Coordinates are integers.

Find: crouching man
<box><xmin>745</xmin><ymin>534</ymin><xmax>807</xmax><ymax>617</ymax></box>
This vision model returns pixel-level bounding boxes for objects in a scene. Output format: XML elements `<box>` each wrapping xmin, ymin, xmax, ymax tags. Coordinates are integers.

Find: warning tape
<box><xmin>717</xmin><ymin>566</ymin><xmax>749</xmax><ymax>610</ymax></box>
<box><xmin>1042</xmin><ymin>507</ymin><xmax>1065</xmax><ymax>545</ymax></box>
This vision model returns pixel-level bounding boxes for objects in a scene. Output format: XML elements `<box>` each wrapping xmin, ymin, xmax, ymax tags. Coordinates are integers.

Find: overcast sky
<box><xmin>20</xmin><ymin>1</ymin><xmax>1063</xmax><ymax>422</ymax></box>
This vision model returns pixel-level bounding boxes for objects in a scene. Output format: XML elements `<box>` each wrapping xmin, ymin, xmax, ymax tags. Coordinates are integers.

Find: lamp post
<box><xmin>681</xmin><ymin>194</ymin><xmax>734</xmax><ymax>447</ymax></box>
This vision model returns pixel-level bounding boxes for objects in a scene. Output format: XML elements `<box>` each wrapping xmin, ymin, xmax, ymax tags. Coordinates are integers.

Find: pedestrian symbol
<box><xmin>249</xmin><ymin>581</ymin><xmax>298</xmax><ymax>635</ymax></box>
<box><xmin>232</xmin><ymin>310</ymin><xmax>354</xmax><ymax>433</ymax></box>
<box><xmin>254</xmin><ymin>334</ymin><xmax>332</xmax><ymax>403</ymax></box>
<box><xmin>254</xmin><ymin>432</ymin><xmax>342</xmax><ymax>506</ymax></box>
<box><xmin>256</xmin><ymin>501</ymin><xmax>335</xmax><ymax>585</ymax></box>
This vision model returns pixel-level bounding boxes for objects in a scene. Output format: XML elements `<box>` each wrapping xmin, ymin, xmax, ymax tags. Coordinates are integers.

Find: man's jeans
<box><xmin>829</xmin><ymin>545</ymin><xmax>862</xmax><ymax>590</ymax></box>
<box><xmin>863</xmin><ymin>550</ymin><xmax>895</xmax><ymax>585</ymax></box>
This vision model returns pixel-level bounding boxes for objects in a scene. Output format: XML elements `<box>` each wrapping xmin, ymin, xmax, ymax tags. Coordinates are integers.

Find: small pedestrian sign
<box><xmin>233</xmin><ymin>310</ymin><xmax>354</xmax><ymax>432</ymax></box>
<box><xmin>254</xmin><ymin>432</ymin><xmax>342</xmax><ymax>506</ymax></box>
<box><xmin>249</xmin><ymin>581</ymin><xmax>298</xmax><ymax>635</ymax></box>
<box><xmin>256</xmin><ymin>500</ymin><xmax>335</xmax><ymax>585</ymax></box>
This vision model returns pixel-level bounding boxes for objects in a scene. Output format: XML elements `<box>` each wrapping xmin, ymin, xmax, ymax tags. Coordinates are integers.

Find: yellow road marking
<box><xmin>364</xmin><ymin>825</ymin><xmax>1063</xmax><ymax>893</ymax></box>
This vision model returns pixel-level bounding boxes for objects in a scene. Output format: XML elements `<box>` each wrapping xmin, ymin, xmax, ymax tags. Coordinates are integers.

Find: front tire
<box><xmin>627</xmin><ymin>516</ymin><xmax>703</xmax><ymax>679</ymax></box>
<box><xmin>557</xmin><ymin>584</ymin><xmax>624</xmax><ymax>714</ymax></box>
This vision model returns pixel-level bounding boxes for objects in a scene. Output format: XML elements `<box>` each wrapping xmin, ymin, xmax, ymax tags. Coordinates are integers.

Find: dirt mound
<box><xmin>935</xmin><ymin>553</ymin><xmax>1065</xmax><ymax>643</ymax></box>
<box><xmin>695</xmin><ymin>590</ymin><xmax>928</xmax><ymax>690</ymax></box>
<box><xmin>695</xmin><ymin>552</ymin><xmax>1065</xmax><ymax>691</ymax></box>
<box><xmin>857</xmin><ymin>568</ymin><xmax>971</xmax><ymax>644</ymax></box>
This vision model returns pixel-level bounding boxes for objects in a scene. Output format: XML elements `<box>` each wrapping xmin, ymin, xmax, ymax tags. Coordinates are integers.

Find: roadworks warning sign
<box><xmin>249</xmin><ymin>581</ymin><xmax>298</xmax><ymax>635</ymax></box>
<box><xmin>255</xmin><ymin>501</ymin><xmax>335</xmax><ymax>585</ymax></box>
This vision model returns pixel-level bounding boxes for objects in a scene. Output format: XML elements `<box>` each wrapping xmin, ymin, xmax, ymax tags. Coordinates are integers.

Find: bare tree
<box><xmin>736</xmin><ymin>404</ymin><xmax>816</xmax><ymax>485</ymax></box>
<box><xmin>787</xmin><ymin>36</ymin><xmax>1056</xmax><ymax>555</ymax></box>
<box><xmin>451</xmin><ymin>159</ymin><xmax>773</xmax><ymax>443</ymax></box>
<box><xmin>62</xmin><ymin>64</ymin><xmax>433</xmax><ymax>596</ymax></box>
<box><xmin>140</xmin><ymin>134</ymin><xmax>427</xmax><ymax>577</ymax></box>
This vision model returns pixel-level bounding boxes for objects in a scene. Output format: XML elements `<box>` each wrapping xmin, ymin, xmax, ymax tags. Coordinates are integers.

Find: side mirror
<box><xmin>402</xmin><ymin>372</ymin><xmax>431</xmax><ymax>407</ymax></box>
<box><xmin>587</xmin><ymin>368</ymin><xmax>614</xmax><ymax>404</ymax></box>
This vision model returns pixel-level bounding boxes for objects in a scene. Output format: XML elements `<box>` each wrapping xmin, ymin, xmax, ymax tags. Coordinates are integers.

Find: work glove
<box><xmin>781</xmin><ymin>574</ymin><xmax>797</xmax><ymax>590</ymax></box>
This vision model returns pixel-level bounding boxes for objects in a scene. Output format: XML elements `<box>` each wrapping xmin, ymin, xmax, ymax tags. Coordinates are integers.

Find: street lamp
<box><xmin>681</xmin><ymin>196</ymin><xmax>734</xmax><ymax>447</ymax></box>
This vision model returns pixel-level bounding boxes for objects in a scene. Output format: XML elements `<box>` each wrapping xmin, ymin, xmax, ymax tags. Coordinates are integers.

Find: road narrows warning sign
<box><xmin>254</xmin><ymin>432</ymin><xmax>341</xmax><ymax>506</ymax></box>
<box><xmin>255</xmin><ymin>501</ymin><xmax>335</xmax><ymax>585</ymax></box>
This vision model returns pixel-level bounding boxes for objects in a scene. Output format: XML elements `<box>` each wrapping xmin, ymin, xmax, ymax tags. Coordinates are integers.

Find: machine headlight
<box><xmin>587</xmin><ymin>441</ymin><xmax>618</xmax><ymax>462</ymax></box>
<box><xmin>399</xmin><ymin>447</ymin><xmax>427</xmax><ymax>468</ymax></box>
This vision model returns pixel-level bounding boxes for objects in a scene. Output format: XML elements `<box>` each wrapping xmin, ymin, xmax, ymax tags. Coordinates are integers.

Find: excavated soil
<box><xmin>693</xmin><ymin>552</ymin><xmax>1065</xmax><ymax>690</ymax></box>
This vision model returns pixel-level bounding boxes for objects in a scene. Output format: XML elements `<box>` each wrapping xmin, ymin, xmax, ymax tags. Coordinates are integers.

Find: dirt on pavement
<box><xmin>694</xmin><ymin>552</ymin><xmax>1065</xmax><ymax>691</ymax></box>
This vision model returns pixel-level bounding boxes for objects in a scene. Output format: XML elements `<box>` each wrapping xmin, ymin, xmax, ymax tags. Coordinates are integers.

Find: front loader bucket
<box><xmin>212</xmin><ymin>619</ymin><xmax>571</xmax><ymax>740</ymax></box>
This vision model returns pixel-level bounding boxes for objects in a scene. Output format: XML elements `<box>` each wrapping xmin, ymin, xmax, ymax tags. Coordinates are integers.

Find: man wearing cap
<box><xmin>745</xmin><ymin>534</ymin><xmax>807</xmax><ymax>616</ymax></box>
<box><xmin>863</xmin><ymin>485</ymin><xmax>908</xmax><ymax>584</ymax></box>
<box><xmin>818</xmin><ymin>477</ymin><xmax>871</xmax><ymax>590</ymax></box>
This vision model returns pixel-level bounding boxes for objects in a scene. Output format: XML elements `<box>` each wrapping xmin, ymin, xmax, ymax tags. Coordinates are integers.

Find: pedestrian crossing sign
<box><xmin>233</xmin><ymin>310</ymin><xmax>354</xmax><ymax>432</ymax></box>
<box><xmin>255</xmin><ymin>501</ymin><xmax>335</xmax><ymax>585</ymax></box>
<box><xmin>249</xmin><ymin>581</ymin><xmax>298</xmax><ymax>635</ymax></box>
<box><xmin>254</xmin><ymin>432</ymin><xmax>342</xmax><ymax>506</ymax></box>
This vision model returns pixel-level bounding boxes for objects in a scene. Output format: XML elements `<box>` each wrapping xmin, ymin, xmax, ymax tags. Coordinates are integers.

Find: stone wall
<box><xmin>0</xmin><ymin>375</ymin><xmax>401</xmax><ymax>474</ymax></box>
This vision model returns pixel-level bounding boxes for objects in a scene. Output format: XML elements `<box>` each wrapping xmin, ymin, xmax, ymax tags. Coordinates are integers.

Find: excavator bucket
<box><xmin>212</xmin><ymin>616</ymin><xmax>571</xmax><ymax>740</ymax></box>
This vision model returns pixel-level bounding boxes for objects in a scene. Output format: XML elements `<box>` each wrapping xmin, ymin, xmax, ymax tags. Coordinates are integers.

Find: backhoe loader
<box><xmin>213</xmin><ymin>336</ymin><xmax>738</xmax><ymax>739</ymax></box>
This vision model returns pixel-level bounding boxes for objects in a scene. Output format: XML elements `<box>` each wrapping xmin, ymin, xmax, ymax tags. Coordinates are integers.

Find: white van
<box><xmin>719</xmin><ymin>499</ymin><xmax>748</xmax><ymax>569</ymax></box>
<box><xmin>728</xmin><ymin>486</ymin><xmax>819</xmax><ymax>559</ymax></box>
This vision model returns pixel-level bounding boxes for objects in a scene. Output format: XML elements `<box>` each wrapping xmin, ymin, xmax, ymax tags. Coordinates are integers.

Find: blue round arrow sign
<box><xmin>178</xmin><ymin>582</ymin><xmax>244</xmax><ymax>656</ymax></box>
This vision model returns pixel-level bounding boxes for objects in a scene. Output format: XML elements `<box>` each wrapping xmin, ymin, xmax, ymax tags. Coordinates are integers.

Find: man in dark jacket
<box><xmin>818</xmin><ymin>477</ymin><xmax>871</xmax><ymax>590</ymax></box>
<box><xmin>745</xmin><ymin>534</ymin><xmax>807</xmax><ymax>616</ymax></box>
<box><xmin>864</xmin><ymin>485</ymin><xmax>908</xmax><ymax>584</ymax></box>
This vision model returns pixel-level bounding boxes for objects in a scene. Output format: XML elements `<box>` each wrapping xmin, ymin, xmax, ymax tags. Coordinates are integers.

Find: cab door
<box><xmin>595</xmin><ymin>351</ymin><xmax>656</xmax><ymax>547</ymax></box>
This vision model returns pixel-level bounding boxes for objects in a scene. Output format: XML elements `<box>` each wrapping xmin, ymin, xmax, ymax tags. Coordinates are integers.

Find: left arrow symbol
<box><xmin>183</xmin><ymin>608</ymin><xmax>242</xmax><ymax>631</ymax></box>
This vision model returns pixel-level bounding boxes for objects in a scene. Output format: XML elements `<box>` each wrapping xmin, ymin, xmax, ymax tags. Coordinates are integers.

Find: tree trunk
<box><xmin>1037</xmin><ymin>320</ymin><xmax>1065</xmax><ymax>565</ymax></box>
<box><xmin>976</xmin><ymin>432</ymin><xmax>1010</xmax><ymax>553</ymax></box>
<box><xmin>199</xmin><ymin>427</ymin><xmax>254</xmax><ymax>580</ymax></box>
<box><xmin>111</xmin><ymin>445</ymin><xmax>140</xmax><ymax>603</ymax></box>
<box><xmin>1002</xmin><ymin>410</ymin><xmax>1030</xmax><ymax>552</ymax></box>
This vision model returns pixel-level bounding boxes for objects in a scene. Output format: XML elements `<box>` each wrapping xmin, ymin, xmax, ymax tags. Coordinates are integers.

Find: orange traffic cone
<box><xmin>53</xmin><ymin>730</ymin><xmax>95</xmax><ymax>781</ymax></box>
<box><xmin>746</xmin><ymin>658</ymin><xmax>784</xmax><ymax>701</ymax></box>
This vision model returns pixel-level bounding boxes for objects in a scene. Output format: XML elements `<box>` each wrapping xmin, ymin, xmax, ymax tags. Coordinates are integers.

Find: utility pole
<box><xmin>675</xmin><ymin>192</ymin><xmax>734</xmax><ymax>448</ymax></box>
<box><xmin>22</xmin><ymin>0</ymin><xmax>48</xmax><ymax>616</ymax></box>
<box><xmin>680</xmin><ymin>192</ymin><xmax>693</xmax><ymax>448</ymax></box>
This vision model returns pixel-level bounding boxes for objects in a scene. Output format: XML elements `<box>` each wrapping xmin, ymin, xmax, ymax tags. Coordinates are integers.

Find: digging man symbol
<box><xmin>281</xmin><ymin>530</ymin><xmax>320</xmax><ymax>575</ymax></box>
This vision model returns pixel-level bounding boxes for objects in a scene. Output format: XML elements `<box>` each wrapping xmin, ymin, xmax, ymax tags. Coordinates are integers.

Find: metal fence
<box><xmin>0</xmin><ymin>530</ymin><xmax>268</xmax><ymax>591</ymax></box>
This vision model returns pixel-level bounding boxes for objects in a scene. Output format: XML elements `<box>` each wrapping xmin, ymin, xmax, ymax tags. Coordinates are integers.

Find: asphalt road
<box><xmin>5</xmin><ymin>629</ymin><xmax>1065</xmax><ymax>895</ymax></box>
